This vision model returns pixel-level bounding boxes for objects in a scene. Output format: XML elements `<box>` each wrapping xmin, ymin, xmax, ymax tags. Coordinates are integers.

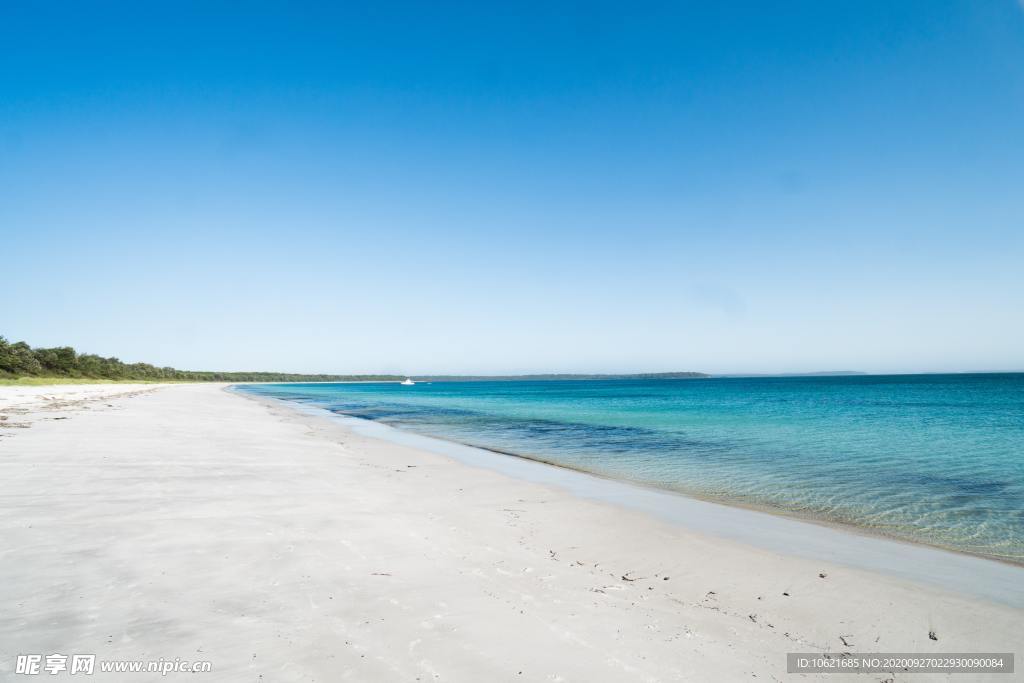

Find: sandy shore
<box><xmin>1</xmin><ymin>384</ymin><xmax>1020</xmax><ymax>682</ymax></box>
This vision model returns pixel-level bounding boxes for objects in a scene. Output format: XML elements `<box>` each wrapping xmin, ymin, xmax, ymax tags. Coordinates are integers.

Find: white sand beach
<box><xmin>1</xmin><ymin>383</ymin><xmax>1021</xmax><ymax>682</ymax></box>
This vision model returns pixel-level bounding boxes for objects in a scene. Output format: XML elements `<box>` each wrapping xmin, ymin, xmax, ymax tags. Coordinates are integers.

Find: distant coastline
<box><xmin>1</xmin><ymin>333</ymin><xmax>711</xmax><ymax>383</ymax></box>
<box><xmin>712</xmin><ymin>371</ymin><xmax>867</xmax><ymax>377</ymax></box>
<box><xmin>410</xmin><ymin>372</ymin><xmax>709</xmax><ymax>381</ymax></box>
<box><xmin>5</xmin><ymin>333</ymin><xmax>1019</xmax><ymax>385</ymax></box>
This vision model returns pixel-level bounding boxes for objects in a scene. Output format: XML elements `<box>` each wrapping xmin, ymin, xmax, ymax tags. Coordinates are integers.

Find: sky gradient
<box><xmin>3</xmin><ymin>1</ymin><xmax>1023</xmax><ymax>375</ymax></box>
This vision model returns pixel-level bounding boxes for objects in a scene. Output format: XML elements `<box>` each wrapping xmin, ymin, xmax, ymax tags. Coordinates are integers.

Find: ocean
<box><xmin>238</xmin><ymin>374</ymin><xmax>1024</xmax><ymax>562</ymax></box>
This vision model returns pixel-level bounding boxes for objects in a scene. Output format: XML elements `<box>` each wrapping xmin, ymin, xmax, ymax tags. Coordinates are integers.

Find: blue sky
<box><xmin>2</xmin><ymin>1</ymin><xmax>1022</xmax><ymax>375</ymax></box>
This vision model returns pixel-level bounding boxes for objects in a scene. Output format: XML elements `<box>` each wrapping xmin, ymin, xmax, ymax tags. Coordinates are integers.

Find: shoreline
<box><xmin>344</xmin><ymin>420</ymin><xmax>1024</xmax><ymax>569</ymax></box>
<box><xmin>239</xmin><ymin>388</ymin><xmax>1024</xmax><ymax>608</ymax></box>
<box><xmin>233</xmin><ymin>376</ymin><xmax>1024</xmax><ymax>570</ymax></box>
<box><xmin>430</xmin><ymin>439</ymin><xmax>1024</xmax><ymax>569</ymax></box>
<box><xmin>369</xmin><ymin>430</ymin><xmax>1024</xmax><ymax>570</ymax></box>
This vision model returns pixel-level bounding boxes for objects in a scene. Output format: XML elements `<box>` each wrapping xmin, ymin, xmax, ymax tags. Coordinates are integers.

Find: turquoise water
<box><xmin>239</xmin><ymin>374</ymin><xmax>1024</xmax><ymax>562</ymax></box>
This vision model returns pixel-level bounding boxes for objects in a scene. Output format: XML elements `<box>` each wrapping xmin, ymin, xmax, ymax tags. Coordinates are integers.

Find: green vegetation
<box><xmin>0</xmin><ymin>335</ymin><xmax>402</xmax><ymax>384</ymax></box>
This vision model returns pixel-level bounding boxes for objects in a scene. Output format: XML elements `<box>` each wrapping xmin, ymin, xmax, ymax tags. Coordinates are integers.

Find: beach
<box><xmin>1</xmin><ymin>383</ymin><xmax>1021</xmax><ymax>682</ymax></box>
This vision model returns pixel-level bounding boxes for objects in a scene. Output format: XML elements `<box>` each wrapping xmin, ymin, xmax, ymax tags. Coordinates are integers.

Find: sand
<box><xmin>0</xmin><ymin>383</ymin><xmax>1020</xmax><ymax>682</ymax></box>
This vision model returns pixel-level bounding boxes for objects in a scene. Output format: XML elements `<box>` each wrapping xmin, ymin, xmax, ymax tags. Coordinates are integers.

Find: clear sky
<box><xmin>2</xmin><ymin>1</ymin><xmax>1022</xmax><ymax>375</ymax></box>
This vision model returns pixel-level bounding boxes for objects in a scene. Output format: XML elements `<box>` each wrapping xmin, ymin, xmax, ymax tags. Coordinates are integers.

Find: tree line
<box><xmin>0</xmin><ymin>335</ymin><xmax>401</xmax><ymax>382</ymax></box>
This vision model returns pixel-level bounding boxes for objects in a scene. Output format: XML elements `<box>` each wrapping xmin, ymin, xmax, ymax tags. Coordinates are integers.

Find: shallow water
<box><xmin>239</xmin><ymin>374</ymin><xmax>1024</xmax><ymax>561</ymax></box>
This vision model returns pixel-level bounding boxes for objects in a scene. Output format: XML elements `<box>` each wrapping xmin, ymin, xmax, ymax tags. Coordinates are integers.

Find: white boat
<box><xmin>400</xmin><ymin>378</ymin><xmax>415</xmax><ymax>386</ymax></box>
